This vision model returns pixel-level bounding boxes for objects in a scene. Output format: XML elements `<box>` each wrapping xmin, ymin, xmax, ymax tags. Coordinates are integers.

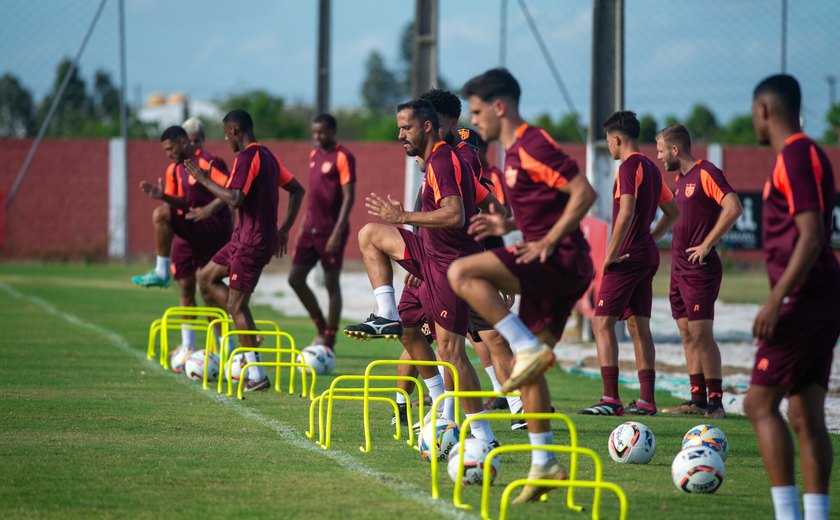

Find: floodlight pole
<box><xmin>316</xmin><ymin>0</ymin><xmax>331</xmax><ymax>114</ymax></box>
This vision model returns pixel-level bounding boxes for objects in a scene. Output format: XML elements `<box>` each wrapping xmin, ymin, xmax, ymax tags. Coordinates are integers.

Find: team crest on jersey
<box><xmin>457</xmin><ymin>128</ymin><xmax>470</xmax><ymax>141</ymax></box>
<box><xmin>504</xmin><ymin>166</ymin><xmax>518</xmax><ymax>188</ymax></box>
<box><xmin>321</xmin><ymin>161</ymin><xmax>333</xmax><ymax>174</ymax></box>
<box><xmin>684</xmin><ymin>183</ymin><xmax>695</xmax><ymax>198</ymax></box>
<box><xmin>187</xmin><ymin>174</ymin><xmax>197</xmax><ymax>185</ymax></box>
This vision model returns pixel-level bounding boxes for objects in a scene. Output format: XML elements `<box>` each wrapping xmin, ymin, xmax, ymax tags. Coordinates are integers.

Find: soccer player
<box><xmin>744</xmin><ymin>74</ymin><xmax>839</xmax><ymax>520</ymax></box>
<box><xmin>655</xmin><ymin>124</ymin><xmax>743</xmax><ymax>418</ymax></box>
<box><xmin>450</xmin><ymin>67</ymin><xmax>597</xmax><ymax>503</ymax></box>
<box><xmin>133</xmin><ymin>125</ymin><xmax>232</xmax><ymax>361</ymax></box>
<box><xmin>343</xmin><ymin>98</ymin><xmax>498</xmax><ymax>446</ymax></box>
<box><xmin>289</xmin><ymin>114</ymin><xmax>355</xmax><ymax>351</ymax></box>
<box><xmin>186</xmin><ymin>109</ymin><xmax>306</xmax><ymax>392</ymax></box>
<box><xmin>579</xmin><ymin>111</ymin><xmax>680</xmax><ymax>417</ymax></box>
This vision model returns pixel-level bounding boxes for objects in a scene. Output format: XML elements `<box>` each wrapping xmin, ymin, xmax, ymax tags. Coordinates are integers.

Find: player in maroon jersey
<box><xmin>289</xmin><ymin>114</ymin><xmax>355</xmax><ymax>351</ymax></box>
<box><xmin>186</xmin><ymin>109</ymin><xmax>306</xmax><ymax>392</ymax></box>
<box><xmin>655</xmin><ymin>124</ymin><xmax>742</xmax><ymax>418</ymax></box>
<box><xmin>452</xmin><ymin>68</ymin><xmax>597</xmax><ymax>503</ymax></box>
<box><xmin>744</xmin><ymin>74</ymin><xmax>840</xmax><ymax>520</ymax></box>
<box><xmin>580</xmin><ymin>111</ymin><xmax>680</xmax><ymax>417</ymax></box>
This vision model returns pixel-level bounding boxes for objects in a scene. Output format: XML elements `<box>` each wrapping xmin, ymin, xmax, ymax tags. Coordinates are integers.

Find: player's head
<box><xmin>752</xmin><ymin>74</ymin><xmax>801</xmax><ymax>145</ymax></box>
<box><xmin>160</xmin><ymin>125</ymin><xmax>189</xmax><ymax>163</ymax></box>
<box><xmin>182</xmin><ymin>117</ymin><xmax>205</xmax><ymax>148</ymax></box>
<box><xmin>603</xmin><ymin>110</ymin><xmax>640</xmax><ymax>159</ymax></box>
<box><xmin>396</xmin><ymin>98</ymin><xmax>439</xmax><ymax>158</ymax></box>
<box><xmin>461</xmin><ymin>68</ymin><xmax>521</xmax><ymax>143</ymax></box>
<box><xmin>420</xmin><ymin>88</ymin><xmax>461</xmax><ymax>145</ymax></box>
<box><xmin>222</xmin><ymin>109</ymin><xmax>254</xmax><ymax>153</ymax></box>
<box><xmin>655</xmin><ymin>124</ymin><xmax>691</xmax><ymax>172</ymax></box>
<box><xmin>312</xmin><ymin>113</ymin><xmax>337</xmax><ymax>150</ymax></box>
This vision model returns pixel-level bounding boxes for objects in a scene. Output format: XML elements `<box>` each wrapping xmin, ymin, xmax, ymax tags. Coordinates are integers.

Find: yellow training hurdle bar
<box><xmin>146</xmin><ymin>306</ymin><xmax>229</xmax><ymax>368</ymax></box>
<box><xmin>306</xmin><ymin>375</ymin><xmax>424</xmax><ymax>451</ymax></box>
<box><xmin>204</xmin><ymin>319</ymin><xmax>287</xmax><ymax>391</ymax></box>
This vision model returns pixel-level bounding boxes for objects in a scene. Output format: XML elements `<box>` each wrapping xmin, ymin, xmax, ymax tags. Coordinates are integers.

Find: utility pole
<box><xmin>828</xmin><ymin>75</ymin><xmax>837</xmax><ymax>107</ymax></box>
<box><xmin>781</xmin><ymin>0</ymin><xmax>788</xmax><ymax>73</ymax></box>
<box><xmin>316</xmin><ymin>0</ymin><xmax>331</xmax><ymax>114</ymax></box>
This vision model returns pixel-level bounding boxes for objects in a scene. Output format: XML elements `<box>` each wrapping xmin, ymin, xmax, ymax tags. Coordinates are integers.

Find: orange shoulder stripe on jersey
<box><xmin>634</xmin><ymin>162</ymin><xmax>643</xmax><ymax>197</ymax></box>
<box><xmin>514</xmin><ymin>123</ymin><xmax>528</xmax><ymax>139</ymax></box>
<box><xmin>278</xmin><ymin>163</ymin><xmax>294</xmax><ymax>187</ymax></box>
<box><xmin>491</xmin><ymin>171</ymin><xmax>505</xmax><ymax>204</ymax></box>
<box><xmin>772</xmin><ymin>154</ymin><xmax>796</xmax><ymax>215</ymax></box>
<box><xmin>242</xmin><ymin>151</ymin><xmax>261</xmax><ymax>195</ymax></box>
<box><xmin>700</xmin><ymin>169</ymin><xmax>725</xmax><ymax>205</ymax></box>
<box><xmin>536</xmin><ymin>128</ymin><xmax>562</xmax><ymax>151</ymax></box>
<box><xmin>659</xmin><ymin>171</ymin><xmax>674</xmax><ymax>204</ymax></box>
<box><xmin>427</xmin><ymin>163</ymin><xmax>442</xmax><ymax>205</ymax></box>
<box><xmin>337</xmin><ymin>150</ymin><xmax>353</xmax><ymax>185</ymax></box>
<box><xmin>518</xmin><ymin>147</ymin><xmax>569</xmax><ymax>189</ymax></box>
<box><xmin>309</xmin><ymin>149</ymin><xmax>316</xmax><ymax>160</ymax></box>
<box><xmin>198</xmin><ymin>157</ymin><xmax>228</xmax><ymax>186</ymax></box>
<box><xmin>809</xmin><ymin>144</ymin><xmax>825</xmax><ymax>212</ymax></box>
<box><xmin>164</xmin><ymin>163</ymin><xmax>179</xmax><ymax>196</ymax></box>
<box><xmin>473</xmin><ymin>174</ymin><xmax>490</xmax><ymax>204</ymax></box>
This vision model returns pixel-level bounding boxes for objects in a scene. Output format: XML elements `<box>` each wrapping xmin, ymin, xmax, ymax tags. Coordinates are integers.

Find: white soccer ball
<box><xmin>447</xmin><ymin>437</ymin><xmax>500</xmax><ymax>486</ymax></box>
<box><xmin>184</xmin><ymin>349</ymin><xmax>219</xmax><ymax>382</ymax></box>
<box><xmin>225</xmin><ymin>352</ymin><xmax>246</xmax><ymax>383</ymax></box>
<box><xmin>682</xmin><ymin>424</ymin><xmax>729</xmax><ymax>461</ymax></box>
<box><xmin>170</xmin><ymin>345</ymin><xmax>190</xmax><ymax>373</ymax></box>
<box><xmin>296</xmin><ymin>345</ymin><xmax>336</xmax><ymax>375</ymax></box>
<box><xmin>608</xmin><ymin>421</ymin><xmax>656</xmax><ymax>464</ymax></box>
<box><xmin>418</xmin><ymin>417</ymin><xmax>460</xmax><ymax>463</ymax></box>
<box><xmin>671</xmin><ymin>445</ymin><xmax>725</xmax><ymax>493</ymax></box>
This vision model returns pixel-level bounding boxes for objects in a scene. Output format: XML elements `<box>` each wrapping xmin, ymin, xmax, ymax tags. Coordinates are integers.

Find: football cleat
<box><xmin>131</xmin><ymin>270</ymin><xmax>171</xmax><ymax>288</ymax></box>
<box><xmin>343</xmin><ymin>314</ymin><xmax>403</xmax><ymax>340</ymax></box>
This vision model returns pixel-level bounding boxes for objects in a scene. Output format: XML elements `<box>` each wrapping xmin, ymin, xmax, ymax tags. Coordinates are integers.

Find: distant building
<box><xmin>137</xmin><ymin>93</ymin><xmax>223</xmax><ymax>130</ymax></box>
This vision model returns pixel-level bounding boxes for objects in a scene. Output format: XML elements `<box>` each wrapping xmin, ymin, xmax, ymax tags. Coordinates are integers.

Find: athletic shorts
<box><xmin>292</xmin><ymin>230</ymin><xmax>349</xmax><ymax>272</ymax></box>
<box><xmin>751</xmin><ymin>298</ymin><xmax>840</xmax><ymax>391</ymax></box>
<box><xmin>210</xmin><ymin>240</ymin><xmax>273</xmax><ymax>294</ymax></box>
<box><xmin>670</xmin><ymin>266</ymin><xmax>722</xmax><ymax>321</ymax></box>
<box><xmin>493</xmin><ymin>246</ymin><xmax>593</xmax><ymax>339</ymax></box>
<box><xmin>170</xmin><ymin>210</ymin><xmax>232</xmax><ymax>270</ymax></box>
<box><xmin>468</xmin><ymin>310</ymin><xmax>494</xmax><ymax>343</ymax></box>
<box><xmin>594</xmin><ymin>256</ymin><xmax>659</xmax><ymax>320</ymax></box>
<box><xmin>395</xmin><ymin>228</ymin><xmax>470</xmax><ymax>336</ymax></box>
<box><xmin>171</xmin><ymin>235</ymin><xmax>196</xmax><ymax>280</ymax></box>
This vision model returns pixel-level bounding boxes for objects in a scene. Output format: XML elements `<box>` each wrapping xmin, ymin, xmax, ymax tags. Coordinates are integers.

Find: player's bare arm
<box><xmin>366</xmin><ymin>192</ymin><xmax>464</xmax><ymax>229</ymax></box>
<box><xmin>140</xmin><ymin>178</ymin><xmax>186</xmax><ymax>208</ymax></box>
<box><xmin>184</xmin><ymin>159</ymin><xmax>245</xmax><ymax>208</ymax></box>
<box><xmin>604</xmin><ymin>193</ymin><xmax>635</xmax><ymax>270</ymax></box>
<box><xmin>651</xmin><ymin>198</ymin><xmax>679</xmax><ymax>242</ymax></box>
<box><xmin>326</xmin><ymin>182</ymin><xmax>355</xmax><ymax>255</ymax></box>
<box><xmin>185</xmin><ymin>197</ymin><xmax>227</xmax><ymax>222</ymax></box>
<box><xmin>686</xmin><ymin>192</ymin><xmax>742</xmax><ymax>264</ymax></box>
<box><xmin>277</xmin><ymin>178</ymin><xmax>306</xmax><ymax>258</ymax></box>
<box><xmin>753</xmin><ymin>210</ymin><xmax>823</xmax><ymax>341</ymax></box>
<box><xmin>516</xmin><ymin>173</ymin><xmax>597</xmax><ymax>264</ymax></box>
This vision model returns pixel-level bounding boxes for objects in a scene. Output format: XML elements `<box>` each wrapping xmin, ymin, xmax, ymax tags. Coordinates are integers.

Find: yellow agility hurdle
<box><xmin>147</xmin><ymin>306</ymin><xmax>229</xmax><ymax>367</ymax></box>
<box><xmin>361</xmin><ymin>360</ymin><xmax>460</xmax><ymax>454</ymax></box>
<box><xmin>204</xmin><ymin>319</ymin><xmax>284</xmax><ymax>391</ymax></box>
<box><xmin>484</xmin><ymin>444</ymin><xmax>627</xmax><ymax>520</ymax></box>
<box><xmin>308</xmin><ymin>374</ymin><xmax>425</xmax><ymax>451</ymax></box>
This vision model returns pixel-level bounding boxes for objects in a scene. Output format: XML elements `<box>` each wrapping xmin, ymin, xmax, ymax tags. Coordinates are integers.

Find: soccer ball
<box><xmin>418</xmin><ymin>417</ymin><xmax>460</xmax><ymax>463</ymax></box>
<box><xmin>608</xmin><ymin>421</ymin><xmax>656</xmax><ymax>464</ymax></box>
<box><xmin>184</xmin><ymin>349</ymin><xmax>220</xmax><ymax>382</ymax></box>
<box><xmin>225</xmin><ymin>352</ymin><xmax>246</xmax><ymax>383</ymax></box>
<box><xmin>447</xmin><ymin>437</ymin><xmax>500</xmax><ymax>486</ymax></box>
<box><xmin>671</xmin><ymin>446</ymin><xmax>725</xmax><ymax>493</ymax></box>
<box><xmin>682</xmin><ymin>424</ymin><xmax>729</xmax><ymax>461</ymax></box>
<box><xmin>169</xmin><ymin>345</ymin><xmax>191</xmax><ymax>373</ymax></box>
<box><xmin>296</xmin><ymin>345</ymin><xmax>336</xmax><ymax>375</ymax></box>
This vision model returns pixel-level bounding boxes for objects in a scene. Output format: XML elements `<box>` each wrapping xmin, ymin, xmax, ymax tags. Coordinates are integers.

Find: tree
<box><xmin>533</xmin><ymin>112</ymin><xmax>585</xmax><ymax>143</ymax></box>
<box><xmin>639</xmin><ymin>113</ymin><xmax>658</xmax><ymax>143</ymax></box>
<box><xmin>824</xmin><ymin>103</ymin><xmax>840</xmax><ymax>145</ymax></box>
<box><xmin>92</xmin><ymin>70</ymin><xmax>120</xmax><ymax>121</ymax></box>
<box><xmin>41</xmin><ymin>58</ymin><xmax>93</xmax><ymax>137</ymax></box>
<box><xmin>716</xmin><ymin>114</ymin><xmax>757</xmax><ymax>145</ymax></box>
<box><xmin>0</xmin><ymin>73</ymin><xmax>36</xmax><ymax>137</ymax></box>
<box><xmin>222</xmin><ymin>90</ymin><xmax>308</xmax><ymax>139</ymax></box>
<box><xmin>684</xmin><ymin>104</ymin><xmax>719</xmax><ymax>143</ymax></box>
<box><xmin>360</xmin><ymin>51</ymin><xmax>403</xmax><ymax>114</ymax></box>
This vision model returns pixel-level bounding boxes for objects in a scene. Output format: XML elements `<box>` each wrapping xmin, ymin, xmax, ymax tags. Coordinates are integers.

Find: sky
<box><xmin>2</xmin><ymin>0</ymin><xmax>839</xmax><ymax>138</ymax></box>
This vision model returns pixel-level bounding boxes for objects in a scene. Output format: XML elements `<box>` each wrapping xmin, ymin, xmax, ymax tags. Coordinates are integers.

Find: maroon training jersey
<box><xmin>226</xmin><ymin>142</ymin><xmax>294</xmax><ymax>250</ymax></box>
<box><xmin>419</xmin><ymin>141</ymin><xmax>483</xmax><ymax>262</ymax></box>
<box><xmin>164</xmin><ymin>149</ymin><xmax>229</xmax><ymax>214</ymax></box>
<box><xmin>456</xmin><ymin>140</ymin><xmax>484</xmax><ymax>181</ymax></box>
<box><xmin>303</xmin><ymin>143</ymin><xmax>355</xmax><ymax>236</ymax></box>
<box><xmin>671</xmin><ymin>159</ymin><xmax>734</xmax><ymax>272</ymax></box>
<box><xmin>612</xmin><ymin>152</ymin><xmax>673</xmax><ymax>259</ymax></box>
<box><xmin>762</xmin><ymin>132</ymin><xmax>840</xmax><ymax>297</ymax></box>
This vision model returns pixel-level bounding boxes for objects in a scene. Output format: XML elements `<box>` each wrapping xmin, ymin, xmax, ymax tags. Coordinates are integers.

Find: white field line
<box><xmin>0</xmin><ymin>281</ymin><xmax>475</xmax><ymax>520</ymax></box>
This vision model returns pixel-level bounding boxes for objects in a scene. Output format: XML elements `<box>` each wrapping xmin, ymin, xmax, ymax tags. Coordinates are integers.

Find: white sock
<box><xmin>181</xmin><ymin>326</ymin><xmax>196</xmax><ymax>349</ymax></box>
<box><xmin>423</xmin><ymin>374</ymin><xmax>445</xmax><ymax>404</ymax></box>
<box><xmin>771</xmin><ymin>486</ymin><xmax>802</xmax><ymax>520</ymax></box>
<box><xmin>507</xmin><ymin>395</ymin><xmax>524</xmax><ymax>414</ymax></box>
<box><xmin>396</xmin><ymin>392</ymin><xmax>407</xmax><ymax>405</ymax></box>
<box><xmin>493</xmin><ymin>313</ymin><xmax>539</xmax><ymax>353</ymax></box>
<box><xmin>442</xmin><ymin>398</ymin><xmax>455</xmax><ymax>421</ymax></box>
<box><xmin>373</xmin><ymin>285</ymin><xmax>399</xmax><ymax>320</ymax></box>
<box><xmin>528</xmin><ymin>431</ymin><xmax>556</xmax><ymax>465</ymax></box>
<box><xmin>466</xmin><ymin>411</ymin><xmax>495</xmax><ymax>443</ymax></box>
<box><xmin>244</xmin><ymin>351</ymin><xmax>266</xmax><ymax>380</ymax></box>
<box><xmin>438</xmin><ymin>365</ymin><xmax>446</xmax><ymax>379</ymax></box>
<box><xmin>485</xmin><ymin>365</ymin><xmax>503</xmax><ymax>392</ymax></box>
<box><xmin>155</xmin><ymin>256</ymin><xmax>171</xmax><ymax>279</ymax></box>
<box><xmin>803</xmin><ymin>493</ymin><xmax>829</xmax><ymax>520</ymax></box>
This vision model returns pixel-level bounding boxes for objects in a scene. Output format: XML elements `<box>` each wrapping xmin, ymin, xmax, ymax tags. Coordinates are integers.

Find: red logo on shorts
<box><xmin>693</xmin><ymin>304</ymin><xmax>700</xmax><ymax>312</ymax></box>
<box><xmin>440</xmin><ymin>310</ymin><xmax>448</xmax><ymax>319</ymax></box>
<box><xmin>757</xmin><ymin>358</ymin><xmax>769</xmax><ymax>371</ymax></box>
<box><xmin>598</xmin><ymin>299</ymin><xmax>604</xmax><ymax>307</ymax></box>
<box><xmin>231</xmin><ymin>274</ymin><xmax>238</xmax><ymax>281</ymax></box>
<box><xmin>684</xmin><ymin>183</ymin><xmax>696</xmax><ymax>198</ymax></box>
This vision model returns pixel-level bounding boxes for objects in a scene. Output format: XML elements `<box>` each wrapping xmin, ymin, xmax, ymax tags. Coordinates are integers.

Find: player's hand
<box><xmin>468</xmin><ymin>204</ymin><xmax>507</xmax><ymax>240</ymax></box>
<box><xmin>366</xmin><ymin>193</ymin><xmax>405</xmax><ymax>224</ymax></box>
<box><xmin>185</xmin><ymin>204</ymin><xmax>213</xmax><ymax>222</ymax></box>
<box><xmin>276</xmin><ymin>228</ymin><xmax>290</xmax><ymax>258</ymax></box>
<box><xmin>404</xmin><ymin>272</ymin><xmax>422</xmax><ymax>289</ymax></box>
<box><xmin>140</xmin><ymin>178</ymin><xmax>164</xmax><ymax>200</ymax></box>
<box><xmin>325</xmin><ymin>232</ymin><xmax>342</xmax><ymax>255</ymax></box>
<box><xmin>603</xmin><ymin>253</ymin><xmax>630</xmax><ymax>272</ymax></box>
<box><xmin>686</xmin><ymin>243</ymin><xmax>711</xmax><ymax>265</ymax></box>
<box><xmin>514</xmin><ymin>238</ymin><xmax>554</xmax><ymax>264</ymax></box>
<box><xmin>752</xmin><ymin>297</ymin><xmax>781</xmax><ymax>342</ymax></box>
<box><xmin>184</xmin><ymin>159</ymin><xmax>211</xmax><ymax>183</ymax></box>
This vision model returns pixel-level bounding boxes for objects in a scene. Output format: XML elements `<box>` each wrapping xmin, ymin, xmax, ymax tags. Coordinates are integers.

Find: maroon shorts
<box><xmin>670</xmin><ymin>267</ymin><xmax>722</xmax><ymax>321</ymax></box>
<box><xmin>493</xmin><ymin>246</ymin><xmax>592</xmax><ymax>339</ymax></box>
<box><xmin>595</xmin><ymin>258</ymin><xmax>659</xmax><ymax>320</ymax></box>
<box><xmin>292</xmin><ymin>230</ymin><xmax>349</xmax><ymax>272</ymax></box>
<box><xmin>751</xmin><ymin>299</ymin><xmax>840</xmax><ymax>391</ymax></box>
<box><xmin>210</xmin><ymin>240</ymin><xmax>273</xmax><ymax>294</ymax></box>
<box><xmin>395</xmin><ymin>228</ymin><xmax>470</xmax><ymax>336</ymax></box>
<box><xmin>170</xmin><ymin>210</ymin><xmax>231</xmax><ymax>269</ymax></box>
<box><xmin>171</xmin><ymin>235</ymin><xmax>196</xmax><ymax>280</ymax></box>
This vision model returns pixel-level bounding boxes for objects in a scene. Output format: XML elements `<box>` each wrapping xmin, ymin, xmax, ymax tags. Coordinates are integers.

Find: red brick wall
<box><xmin>1</xmin><ymin>138</ymin><xmax>837</xmax><ymax>260</ymax></box>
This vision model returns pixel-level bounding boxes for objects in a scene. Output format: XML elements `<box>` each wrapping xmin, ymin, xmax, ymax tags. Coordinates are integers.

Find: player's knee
<box><xmin>152</xmin><ymin>205</ymin><xmax>169</xmax><ymax>224</ymax></box>
<box><xmin>357</xmin><ymin>223</ymin><xmax>377</xmax><ymax>247</ymax></box>
<box><xmin>742</xmin><ymin>392</ymin><xmax>770</xmax><ymax>422</ymax></box>
<box><xmin>446</xmin><ymin>260</ymin><xmax>468</xmax><ymax>294</ymax></box>
<box><xmin>288</xmin><ymin>270</ymin><xmax>307</xmax><ymax>290</ymax></box>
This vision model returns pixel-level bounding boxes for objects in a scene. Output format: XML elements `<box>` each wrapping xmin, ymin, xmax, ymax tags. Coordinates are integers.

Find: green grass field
<box><xmin>1</xmin><ymin>263</ymin><xmax>835</xmax><ymax>519</ymax></box>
